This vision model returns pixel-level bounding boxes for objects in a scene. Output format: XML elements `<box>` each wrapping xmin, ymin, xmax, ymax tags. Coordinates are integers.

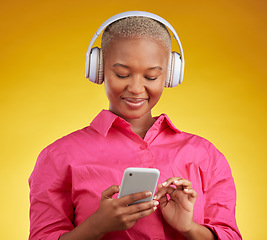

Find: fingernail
<box><xmin>153</xmin><ymin>206</ymin><xmax>157</xmax><ymax>211</ymax></box>
<box><xmin>174</xmin><ymin>180</ymin><xmax>179</xmax><ymax>184</ymax></box>
<box><xmin>162</xmin><ymin>182</ymin><xmax>167</xmax><ymax>187</ymax></box>
<box><xmin>153</xmin><ymin>195</ymin><xmax>157</xmax><ymax>200</ymax></box>
<box><xmin>184</xmin><ymin>188</ymin><xmax>189</xmax><ymax>192</ymax></box>
<box><xmin>146</xmin><ymin>191</ymin><xmax>152</xmax><ymax>196</ymax></box>
<box><xmin>154</xmin><ymin>201</ymin><xmax>159</xmax><ymax>206</ymax></box>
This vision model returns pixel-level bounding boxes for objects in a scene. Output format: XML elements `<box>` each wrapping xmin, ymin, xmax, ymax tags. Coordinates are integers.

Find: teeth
<box><xmin>123</xmin><ymin>98</ymin><xmax>146</xmax><ymax>103</ymax></box>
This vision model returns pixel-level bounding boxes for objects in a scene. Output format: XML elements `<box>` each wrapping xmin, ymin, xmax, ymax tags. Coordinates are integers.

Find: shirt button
<box><xmin>140</xmin><ymin>143</ymin><xmax>148</xmax><ymax>150</ymax></box>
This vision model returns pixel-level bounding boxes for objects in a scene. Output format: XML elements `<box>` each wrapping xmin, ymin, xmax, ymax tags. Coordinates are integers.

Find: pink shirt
<box><xmin>29</xmin><ymin>110</ymin><xmax>242</xmax><ymax>239</ymax></box>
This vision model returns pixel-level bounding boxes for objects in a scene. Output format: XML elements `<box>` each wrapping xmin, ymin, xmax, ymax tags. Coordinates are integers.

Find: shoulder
<box><xmin>173</xmin><ymin>130</ymin><xmax>227</xmax><ymax>170</ymax></box>
<box><xmin>162</xmin><ymin>114</ymin><xmax>219</xmax><ymax>151</ymax></box>
<box><xmin>160</xmin><ymin>114</ymin><xmax>223</xmax><ymax>162</ymax></box>
<box><xmin>37</xmin><ymin>125</ymin><xmax>100</xmax><ymax>165</ymax></box>
<box><xmin>181</xmin><ymin>131</ymin><xmax>218</xmax><ymax>152</ymax></box>
<box><xmin>168</xmin><ymin>128</ymin><xmax>219</xmax><ymax>155</ymax></box>
<box><xmin>49</xmin><ymin>125</ymin><xmax>96</xmax><ymax>147</ymax></box>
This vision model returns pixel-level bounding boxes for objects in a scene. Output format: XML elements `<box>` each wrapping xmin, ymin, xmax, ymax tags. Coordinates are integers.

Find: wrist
<box><xmin>179</xmin><ymin>221</ymin><xmax>197</xmax><ymax>237</ymax></box>
<box><xmin>85</xmin><ymin>211</ymin><xmax>107</xmax><ymax>239</ymax></box>
<box><xmin>180</xmin><ymin>222</ymin><xmax>216</xmax><ymax>240</ymax></box>
<box><xmin>59</xmin><ymin>211</ymin><xmax>106</xmax><ymax>240</ymax></box>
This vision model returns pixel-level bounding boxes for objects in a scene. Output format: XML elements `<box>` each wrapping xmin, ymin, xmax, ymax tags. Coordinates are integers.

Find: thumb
<box><xmin>101</xmin><ymin>185</ymin><xmax>120</xmax><ymax>200</ymax></box>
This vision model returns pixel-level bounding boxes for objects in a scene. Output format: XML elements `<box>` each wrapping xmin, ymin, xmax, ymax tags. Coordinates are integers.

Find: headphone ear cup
<box><xmin>89</xmin><ymin>47</ymin><xmax>104</xmax><ymax>84</ymax></box>
<box><xmin>165</xmin><ymin>54</ymin><xmax>174</xmax><ymax>88</ymax></box>
<box><xmin>165</xmin><ymin>52</ymin><xmax>182</xmax><ymax>88</ymax></box>
<box><xmin>97</xmin><ymin>49</ymin><xmax>104</xmax><ymax>84</ymax></box>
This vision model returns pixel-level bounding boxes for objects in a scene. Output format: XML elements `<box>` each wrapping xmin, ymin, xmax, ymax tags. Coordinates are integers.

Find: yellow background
<box><xmin>1</xmin><ymin>0</ymin><xmax>266</xmax><ymax>239</ymax></box>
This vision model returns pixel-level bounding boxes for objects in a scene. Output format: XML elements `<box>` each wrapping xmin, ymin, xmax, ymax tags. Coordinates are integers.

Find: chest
<box><xmin>69</xmin><ymin>142</ymin><xmax>206</xmax><ymax>226</ymax></box>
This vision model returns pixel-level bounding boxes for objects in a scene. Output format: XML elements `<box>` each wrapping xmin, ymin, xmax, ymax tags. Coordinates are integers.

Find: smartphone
<box><xmin>118</xmin><ymin>167</ymin><xmax>160</xmax><ymax>205</ymax></box>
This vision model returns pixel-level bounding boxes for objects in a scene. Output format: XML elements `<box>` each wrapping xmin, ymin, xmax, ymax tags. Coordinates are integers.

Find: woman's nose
<box><xmin>127</xmin><ymin>75</ymin><xmax>145</xmax><ymax>94</ymax></box>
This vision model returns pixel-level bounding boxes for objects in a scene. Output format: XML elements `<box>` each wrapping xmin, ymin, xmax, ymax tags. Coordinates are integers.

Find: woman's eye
<box><xmin>116</xmin><ymin>74</ymin><xmax>129</xmax><ymax>79</ymax></box>
<box><xmin>145</xmin><ymin>76</ymin><xmax>158</xmax><ymax>81</ymax></box>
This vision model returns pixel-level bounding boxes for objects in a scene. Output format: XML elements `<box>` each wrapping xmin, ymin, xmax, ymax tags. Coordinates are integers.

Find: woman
<box><xmin>29</xmin><ymin>12</ymin><xmax>242</xmax><ymax>240</ymax></box>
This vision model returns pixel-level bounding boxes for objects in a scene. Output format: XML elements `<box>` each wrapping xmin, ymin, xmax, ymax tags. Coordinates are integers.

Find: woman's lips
<box><xmin>122</xmin><ymin>97</ymin><xmax>148</xmax><ymax>109</ymax></box>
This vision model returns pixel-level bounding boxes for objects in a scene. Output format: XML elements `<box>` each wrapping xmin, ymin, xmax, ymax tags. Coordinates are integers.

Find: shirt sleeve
<box><xmin>29</xmin><ymin>146</ymin><xmax>74</xmax><ymax>240</ymax></box>
<box><xmin>202</xmin><ymin>149</ymin><xmax>242</xmax><ymax>239</ymax></box>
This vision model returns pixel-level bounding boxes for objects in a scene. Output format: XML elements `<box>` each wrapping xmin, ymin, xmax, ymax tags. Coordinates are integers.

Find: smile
<box><xmin>122</xmin><ymin>97</ymin><xmax>148</xmax><ymax>109</ymax></box>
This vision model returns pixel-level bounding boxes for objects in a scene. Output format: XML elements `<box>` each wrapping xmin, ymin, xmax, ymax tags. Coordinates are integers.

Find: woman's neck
<box><xmin>121</xmin><ymin>112</ymin><xmax>156</xmax><ymax>139</ymax></box>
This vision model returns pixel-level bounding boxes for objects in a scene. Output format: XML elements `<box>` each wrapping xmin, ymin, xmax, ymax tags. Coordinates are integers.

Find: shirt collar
<box><xmin>90</xmin><ymin>110</ymin><xmax>181</xmax><ymax>137</ymax></box>
<box><xmin>153</xmin><ymin>114</ymin><xmax>182</xmax><ymax>133</ymax></box>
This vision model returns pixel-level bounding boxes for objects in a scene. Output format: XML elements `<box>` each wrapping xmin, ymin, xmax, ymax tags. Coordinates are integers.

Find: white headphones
<box><xmin>85</xmin><ymin>11</ymin><xmax>185</xmax><ymax>88</ymax></box>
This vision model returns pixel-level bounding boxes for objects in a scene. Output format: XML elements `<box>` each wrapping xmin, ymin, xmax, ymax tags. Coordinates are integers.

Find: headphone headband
<box><xmin>85</xmin><ymin>11</ymin><xmax>184</xmax><ymax>85</ymax></box>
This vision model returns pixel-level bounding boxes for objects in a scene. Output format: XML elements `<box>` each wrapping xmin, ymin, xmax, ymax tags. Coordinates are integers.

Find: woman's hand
<box><xmin>154</xmin><ymin>177</ymin><xmax>197</xmax><ymax>233</ymax></box>
<box><xmin>94</xmin><ymin>185</ymin><xmax>159</xmax><ymax>236</ymax></box>
<box><xmin>60</xmin><ymin>185</ymin><xmax>159</xmax><ymax>240</ymax></box>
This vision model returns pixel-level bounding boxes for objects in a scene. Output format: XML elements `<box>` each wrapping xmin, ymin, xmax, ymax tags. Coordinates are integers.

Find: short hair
<box><xmin>101</xmin><ymin>16</ymin><xmax>171</xmax><ymax>55</ymax></box>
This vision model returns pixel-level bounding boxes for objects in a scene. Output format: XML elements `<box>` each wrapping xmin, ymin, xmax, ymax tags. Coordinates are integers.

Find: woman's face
<box><xmin>104</xmin><ymin>37</ymin><xmax>169</xmax><ymax>121</ymax></box>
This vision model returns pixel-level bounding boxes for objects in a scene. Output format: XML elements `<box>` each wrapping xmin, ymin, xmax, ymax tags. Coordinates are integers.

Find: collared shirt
<box><xmin>29</xmin><ymin>110</ymin><xmax>242</xmax><ymax>239</ymax></box>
